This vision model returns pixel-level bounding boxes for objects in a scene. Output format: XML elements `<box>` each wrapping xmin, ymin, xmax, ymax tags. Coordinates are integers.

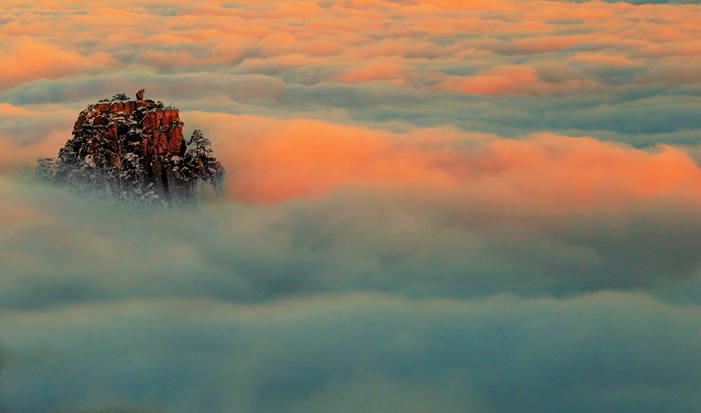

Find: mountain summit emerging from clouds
<box><xmin>37</xmin><ymin>89</ymin><xmax>224</xmax><ymax>204</ymax></box>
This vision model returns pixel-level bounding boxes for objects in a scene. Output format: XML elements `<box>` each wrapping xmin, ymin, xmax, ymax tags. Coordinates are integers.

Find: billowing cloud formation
<box><xmin>2</xmin><ymin>292</ymin><xmax>701</xmax><ymax>413</ymax></box>
<box><xmin>188</xmin><ymin>112</ymin><xmax>701</xmax><ymax>207</ymax></box>
<box><xmin>3</xmin><ymin>176</ymin><xmax>701</xmax><ymax>309</ymax></box>
<box><xmin>0</xmin><ymin>103</ymin><xmax>73</xmax><ymax>172</ymax></box>
<box><xmin>3</xmin><ymin>1</ymin><xmax>701</xmax><ymax>412</ymax></box>
<box><xmin>0</xmin><ymin>40</ymin><xmax>114</xmax><ymax>91</ymax></box>
<box><xmin>1</xmin><ymin>0</ymin><xmax>701</xmax><ymax>144</ymax></box>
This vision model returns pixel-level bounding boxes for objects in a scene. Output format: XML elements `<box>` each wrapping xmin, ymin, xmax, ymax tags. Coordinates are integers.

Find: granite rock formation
<box><xmin>37</xmin><ymin>90</ymin><xmax>224</xmax><ymax>203</ymax></box>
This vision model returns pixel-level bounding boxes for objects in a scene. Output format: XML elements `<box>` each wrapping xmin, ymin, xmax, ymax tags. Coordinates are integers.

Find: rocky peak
<box><xmin>37</xmin><ymin>90</ymin><xmax>224</xmax><ymax>204</ymax></box>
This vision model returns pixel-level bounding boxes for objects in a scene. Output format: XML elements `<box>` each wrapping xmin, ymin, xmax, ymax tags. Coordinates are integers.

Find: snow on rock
<box><xmin>37</xmin><ymin>90</ymin><xmax>224</xmax><ymax>204</ymax></box>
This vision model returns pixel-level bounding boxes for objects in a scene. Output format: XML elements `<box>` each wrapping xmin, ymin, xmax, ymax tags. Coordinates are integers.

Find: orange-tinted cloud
<box><xmin>187</xmin><ymin>113</ymin><xmax>460</xmax><ymax>202</ymax></box>
<box><xmin>0</xmin><ymin>130</ymin><xmax>66</xmax><ymax>173</ymax></box>
<box><xmin>3</xmin><ymin>0</ymin><xmax>701</xmax><ymax>210</ymax></box>
<box><xmin>435</xmin><ymin>66</ymin><xmax>541</xmax><ymax>96</ymax></box>
<box><xmin>333</xmin><ymin>60</ymin><xmax>406</xmax><ymax>84</ymax></box>
<box><xmin>0</xmin><ymin>103</ymin><xmax>73</xmax><ymax>172</ymax></box>
<box><xmin>0</xmin><ymin>39</ymin><xmax>114</xmax><ymax>90</ymax></box>
<box><xmin>0</xmin><ymin>103</ymin><xmax>36</xmax><ymax>116</ymax></box>
<box><xmin>187</xmin><ymin>112</ymin><xmax>701</xmax><ymax>209</ymax></box>
<box><xmin>1</xmin><ymin>0</ymin><xmax>700</xmax><ymax>98</ymax></box>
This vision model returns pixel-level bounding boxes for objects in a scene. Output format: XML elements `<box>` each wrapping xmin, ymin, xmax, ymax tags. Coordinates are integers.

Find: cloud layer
<box><xmin>2</xmin><ymin>1</ymin><xmax>701</xmax><ymax>412</ymax></box>
<box><xmin>3</xmin><ymin>292</ymin><xmax>701</xmax><ymax>413</ymax></box>
<box><xmin>1</xmin><ymin>0</ymin><xmax>701</xmax><ymax>144</ymax></box>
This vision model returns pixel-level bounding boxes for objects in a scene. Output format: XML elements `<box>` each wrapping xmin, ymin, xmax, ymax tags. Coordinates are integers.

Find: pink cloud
<box><xmin>333</xmin><ymin>60</ymin><xmax>406</xmax><ymax>84</ymax></box>
<box><xmin>0</xmin><ymin>129</ymin><xmax>68</xmax><ymax>173</ymax></box>
<box><xmin>187</xmin><ymin>112</ymin><xmax>701</xmax><ymax>210</ymax></box>
<box><xmin>0</xmin><ymin>39</ymin><xmax>114</xmax><ymax>90</ymax></box>
<box><xmin>1</xmin><ymin>0</ymin><xmax>700</xmax><ymax>95</ymax></box>
<box><xmin>434</xmin><ymin>66</ymin><xmax>542</xmax><ymax>96</ymax></box>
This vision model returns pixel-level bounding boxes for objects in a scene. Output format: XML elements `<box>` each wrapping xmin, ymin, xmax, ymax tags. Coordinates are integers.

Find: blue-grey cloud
<box><xmin>3</xmin><ymin>178</ymin><xmax>701</xmax><ymax>313</ymax></box>
<box><xmin>1</xmin><ymin>292</ymin><xmax>700</xmax><ymax>413</ymax></box>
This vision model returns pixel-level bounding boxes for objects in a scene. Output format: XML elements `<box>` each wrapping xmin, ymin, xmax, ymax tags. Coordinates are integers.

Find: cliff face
<box><xmin>38</xmin><ymin>90</ymin><xmax>224</xmax><ymax>203</ymax></box>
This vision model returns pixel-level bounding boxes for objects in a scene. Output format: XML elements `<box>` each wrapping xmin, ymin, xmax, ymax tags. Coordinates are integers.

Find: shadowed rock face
<box><xmin>37</xmin><ymin>90</ymin><xmax>224</xmax><ymax>204</ymax></box>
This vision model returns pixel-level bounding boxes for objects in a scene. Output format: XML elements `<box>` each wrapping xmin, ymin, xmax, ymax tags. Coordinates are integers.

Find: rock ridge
<box><xmin>37</xmin><ymin>90</ymin><xmax>224</xmax><ymax>203</ymax></box>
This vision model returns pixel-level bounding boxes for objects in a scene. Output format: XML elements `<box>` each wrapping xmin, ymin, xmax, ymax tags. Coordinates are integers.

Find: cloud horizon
<box><xmin>2</xmin><ymin>1</ymin><xmax>701</xmax><ymax>412</ymax></box>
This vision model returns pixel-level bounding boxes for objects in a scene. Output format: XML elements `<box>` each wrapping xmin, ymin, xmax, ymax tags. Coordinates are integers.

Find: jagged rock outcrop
<box><xmin>37</xmin><ymin>90</ymin><xmax>224</xmax><ymax>203</ymax></box>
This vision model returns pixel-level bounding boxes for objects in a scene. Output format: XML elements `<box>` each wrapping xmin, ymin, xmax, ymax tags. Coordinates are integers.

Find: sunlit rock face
<box><xmin>37</xmin><ymin>90</ymin><xmax>224</xmax><ymax>204</ymax></box>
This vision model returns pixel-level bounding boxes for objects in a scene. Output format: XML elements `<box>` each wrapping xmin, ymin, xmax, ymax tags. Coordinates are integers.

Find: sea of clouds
<box><xmin>2</xmin><ymin>1</ymin><xmax>701</xmax><ymax>412</ymax></box>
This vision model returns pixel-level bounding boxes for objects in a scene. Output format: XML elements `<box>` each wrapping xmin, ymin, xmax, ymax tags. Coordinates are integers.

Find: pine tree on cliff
<box><xmin>188</xmin><ymin>129</ymin><xmax>213</xmax><ymax>175</ymax></box>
